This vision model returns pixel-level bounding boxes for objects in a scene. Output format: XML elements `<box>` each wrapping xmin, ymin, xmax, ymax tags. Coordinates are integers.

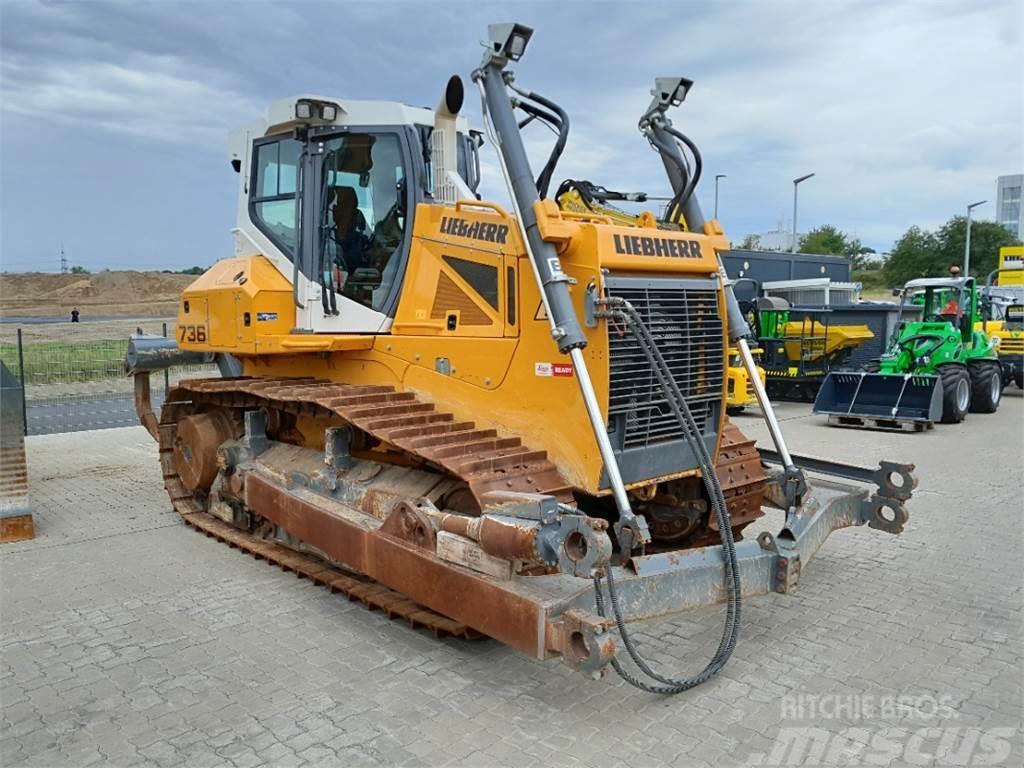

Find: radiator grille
<box><xmin>999</xmin><ymin>336</ymin><xmax>1024</xmax><ymax>354</ymax></box>
<box><xmin>605</xmin><ymin>280</ymin><xmax>724</xmax><ymax>449</ymax></box>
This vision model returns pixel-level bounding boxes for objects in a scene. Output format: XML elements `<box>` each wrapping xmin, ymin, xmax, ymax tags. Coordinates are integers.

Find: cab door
<box><xmin>245</xmin><ymin>127</ymin><xmax>420</xmax><ymax>335</ymax></box>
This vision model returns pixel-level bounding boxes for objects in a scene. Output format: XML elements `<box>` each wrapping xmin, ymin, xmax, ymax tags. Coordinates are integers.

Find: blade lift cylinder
<box><xmin>473</xmin><ymin>31</ymin><xmax>649</xmax><ymax>549</ymax></box>
<box><xmin>640</xmin><ymin>79</ymin><xmax>806</xmax><ymax>503</ymax></box>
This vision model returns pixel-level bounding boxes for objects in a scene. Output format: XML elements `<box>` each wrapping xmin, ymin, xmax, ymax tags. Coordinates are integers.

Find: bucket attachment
<box><xmin>814</xmin><ymin>372</ymin><xmax>942</xmax><ymax>431</ymax></box>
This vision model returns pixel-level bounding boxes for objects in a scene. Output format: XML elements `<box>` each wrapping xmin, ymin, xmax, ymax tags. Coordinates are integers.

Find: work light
<box><xmin>653</xmin><ymin>77</ymin><xmax>693</xmax><ymax>108</ymax></box>
<box><xmin>488</xmin><ymin>23</ymin><xmax>533</xmax><ymax>62</ymax></box>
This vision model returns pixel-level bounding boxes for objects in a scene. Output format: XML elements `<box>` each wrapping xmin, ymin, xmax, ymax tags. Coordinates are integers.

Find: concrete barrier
<box><xmin>1</xmin><ymin>362</ymin><xmax>33</xmax><ymax>542</ymax></box>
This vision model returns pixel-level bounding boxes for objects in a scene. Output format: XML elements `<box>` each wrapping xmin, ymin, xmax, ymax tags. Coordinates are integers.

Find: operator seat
<box><xmin>332</xmin><ymin>187</ymin><xmax>368</xmax><ymax>268</ymax></box>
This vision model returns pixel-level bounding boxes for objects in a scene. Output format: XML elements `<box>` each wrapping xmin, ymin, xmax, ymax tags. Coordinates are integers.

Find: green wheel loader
<box><xmin>814</xmin><ymin>276</ymin><xmax>1001</xmax><ymax>430</ymax></box>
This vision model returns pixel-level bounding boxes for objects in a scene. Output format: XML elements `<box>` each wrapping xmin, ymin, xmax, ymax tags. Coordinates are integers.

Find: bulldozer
<box><xmin>127</xmin><ymin>24</ymin><xmax>916</xmax><ymax>691</ymax></box>
<box><xmin>814</xmin><ymin>276</ymin><xmax>1002</xmax><ymax>430</ymax></box>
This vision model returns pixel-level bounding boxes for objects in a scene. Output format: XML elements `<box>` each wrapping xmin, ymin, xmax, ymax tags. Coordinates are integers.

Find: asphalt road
<box><xmin>25</xmin><ymin>393</ymin><xmax>166</xmax><ymax>436</ymax></box>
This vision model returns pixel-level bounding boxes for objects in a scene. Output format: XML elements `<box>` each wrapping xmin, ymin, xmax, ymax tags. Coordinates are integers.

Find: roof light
<box><xmin>320</xmin><ymin>104</ymin><xmax>337</xmax><ymax>121</ymax></box>
<box><xmin>295</xmin><ymin>101</ymin><xmax>313</xmax><ymax>120</ymax></box>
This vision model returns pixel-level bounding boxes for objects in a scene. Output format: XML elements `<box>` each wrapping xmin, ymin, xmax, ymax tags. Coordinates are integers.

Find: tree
<box><xmin>179</xmin><ymin>266</ymin><xmax>205</xmax><ymax>275</ymax></box>
<box><xmin>736</xmin><ymin>234</ymin><xmax>761</xmax><ymax>250</ymax></box>
<box><xmin>70</xmin><ymin>265</ymin><xmax>90</xmax><ymax>274</ymax></box>
<box><xmin>883</xmin><ymin>226</ymin><xmax>942</xmax><ymax>285</ymax></box>
<box><xmin>883</xmin><ymin>217</ymin><xmax>1020</xmax><ymax>285</ymax></box>
<box><xmin>799</xmin><ymin>225</ymin><xmax>877</xmax><ymax>269</ymax></box>
<box><xmin>799</xmin><ymin>225</ymin><xmax>849</xmax><ymax>256</ymax></box>
<box><xmin>935</xmin><ymin>216</ymin><xmax>1018</xmax><ymax>281</ymax></box>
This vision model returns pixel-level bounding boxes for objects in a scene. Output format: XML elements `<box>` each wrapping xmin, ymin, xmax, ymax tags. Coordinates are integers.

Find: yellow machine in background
<box><xmin>978</xmin><ymin>316</ymin><xmax>1024</xmax><ymax>389</ymax></box>
<box><xmin>981</xmin><ymin>257</ymin><xmax>1024</xmax><ymax>388</ymax></box>
<box><xmin>778</xmin><ymin>320</ymin><xmax>873</xmax><ymax>363</ymax></box>
<box><xmin>996</xmin><ymin>246</ymin><xmax>1024</xmax><ymax>286</ymax></box>
<box><xmin>726</xmin><ymin>346</ymin><xmax>765</xmax><ymax>412</ymax></box>
<box><xmin>753</xmin><ymin>298</ymin><xmax>874</xmax><ymax>401</ymax></box>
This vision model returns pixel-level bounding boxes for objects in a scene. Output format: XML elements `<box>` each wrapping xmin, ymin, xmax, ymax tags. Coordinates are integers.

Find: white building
<box><xmin>744</xmin><ymin>220</ymin><xmax>804</xmax><ymax>252</ymax></box>
<box><xmin>996</xmin><ymin>174</ymin><xmax>1023</xmax><ymax>239</ymax></box>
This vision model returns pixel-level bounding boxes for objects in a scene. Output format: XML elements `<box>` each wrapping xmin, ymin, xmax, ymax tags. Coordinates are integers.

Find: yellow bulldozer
<box><xmin>127</xmin><ymin>24</ymin><xmax>916</xmax><ymax>691</ymax></box>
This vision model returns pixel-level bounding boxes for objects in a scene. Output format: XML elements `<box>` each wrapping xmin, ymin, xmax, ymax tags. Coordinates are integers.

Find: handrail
<box><xmin>454</xmin><ymin>199</ymin><xmax>511</xmax><ymax>218</ymax></box>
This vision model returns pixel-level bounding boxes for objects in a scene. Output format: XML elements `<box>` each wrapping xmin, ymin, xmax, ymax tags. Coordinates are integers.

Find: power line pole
<box><xmin>60</xmin><ymin>245</ymin><xmax>68</xmax><ymax>274</ymax></box>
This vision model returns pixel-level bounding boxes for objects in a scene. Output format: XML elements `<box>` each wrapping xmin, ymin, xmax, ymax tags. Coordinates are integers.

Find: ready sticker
<box><xmin>535</xmin><ymin>362</ymin><xmax>574</xmax><ymax>377</ymax></box>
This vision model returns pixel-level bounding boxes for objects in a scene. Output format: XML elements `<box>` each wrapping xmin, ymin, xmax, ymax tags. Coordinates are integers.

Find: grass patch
<box><xmin>0</xmin><ymin>339</ymin><xmax>128</xmax><ymax>385</ymax></box>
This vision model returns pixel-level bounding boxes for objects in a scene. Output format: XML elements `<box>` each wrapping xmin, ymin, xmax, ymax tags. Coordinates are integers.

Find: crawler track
<box><xmin>154</xmin><ymin>376</ymin><xmax>766</xmax><ymax>638</ymax></box>
<box><xmin>166</xmin><ymin>377</ymin><xmax>573</xmax><ymax>506</ymax></box>
<box><xmin>180</xmin><ymin>508</ymin><xmax>480</xmax><ymax>638</ymax></box>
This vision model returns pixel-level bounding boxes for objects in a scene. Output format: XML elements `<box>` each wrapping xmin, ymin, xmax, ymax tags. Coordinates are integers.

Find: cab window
<box><xmin>251</xmin><ymin>138</ymin><xmax>301</xmax><ymax>255</ymax></box>
<box><xmin>321</xmin><ymin>133</ymin><xmax>406</xmax><ymax>312</ymax></box>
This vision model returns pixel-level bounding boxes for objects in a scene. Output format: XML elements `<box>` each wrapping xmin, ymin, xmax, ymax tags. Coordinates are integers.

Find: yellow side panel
<box><xmin>177</xmin><ymin>256</ymin><xmax>294</xmax><ymax>353</ymax></box>
<box><xmin>394</xmin><ymin>203</ymin><xmax>515</xmax><ymax>338</ymax></box>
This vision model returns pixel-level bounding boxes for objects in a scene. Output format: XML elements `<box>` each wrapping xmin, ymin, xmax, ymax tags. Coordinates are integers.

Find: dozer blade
<box><xmin>813</xmin><ymin>371</ymin><xmax>942</xmax><ymax>432</ymax></box>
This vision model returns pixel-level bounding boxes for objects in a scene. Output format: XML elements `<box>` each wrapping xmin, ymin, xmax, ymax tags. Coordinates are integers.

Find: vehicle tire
<box><xmin>938</xmin><ymin>365</ymin><xmax>970</xmax><ymax>424</ymax></box>
<box><xmin>968</xmin><ymin>362</ymin><xmax>1002</xmax><ymax>413</ymax></box>
<box><xmin>1015</xmin><ymin>372</ymin><xmax>1024</xmax><ymax>390</ymax></box>
<box><xmin>862</xmin><ymin>360</ymin><xmax>881</xmax><ymax>373</ymax></box>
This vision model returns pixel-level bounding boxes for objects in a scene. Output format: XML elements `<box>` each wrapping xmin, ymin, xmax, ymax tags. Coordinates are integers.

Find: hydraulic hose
<box><xmin>555</xmin><ymin>179</ymin><xmax>598</xmax><ymax>208</ymax></box>
<box><xmin>509</xmin><ymin>85</ymin><xmax>570</xmax><ymax>199</ymax></box>
<box><xmin>594</xmin><ymin>298</ymin><xmax>741</xmax><ymax>694</ymax></box>
<box><xmin>664</xmin><ymin>124</ymin><xmax>702</xmax><ymax>221</ymax></box>
<box><xmin>516</xmin><ymin>100</ymin><xmax>561</xmax><ymax>131</ymax></box>
<box><xmin>515</xmin><ymin>100</ymin><xmax>566</xmax><ymax>196</ymax></box>
<box><xmin>661</xmin><ymin>127</ymin><xmax>702</xmax><ymax>226</ymax></box>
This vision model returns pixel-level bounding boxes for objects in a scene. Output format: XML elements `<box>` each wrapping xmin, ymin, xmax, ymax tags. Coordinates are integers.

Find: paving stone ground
<box><xmin>1</xmin><ymin>393</ymin><xmax>1022</xmax><ymax>767</ymax></box>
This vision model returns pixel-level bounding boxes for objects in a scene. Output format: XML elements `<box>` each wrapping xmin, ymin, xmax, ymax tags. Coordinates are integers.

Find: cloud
<box><xmin>540</xmin><ymin>0</ymin><xmax>1024</xmax><ymax>247</ymax></box>
<box><xmin>1</xmin><ymin>54</ymin><xmax>257</xmax><ymax>144</ymax></box>
<box><xmin>0</xmin><ymin>0</ymin><xmax>1021</xmax><ymax>270</ymax></box>
<box><xmin>0</xmin><ymin>0</ymin><xmax>263</xmax><ymax>145</ymax></box>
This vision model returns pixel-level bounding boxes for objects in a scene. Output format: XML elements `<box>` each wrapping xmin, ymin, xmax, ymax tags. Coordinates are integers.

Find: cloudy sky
<box><xmin>1</xmin><ymin>0</ymin><xmax>1021</xmax><ymax>272</ymax></box>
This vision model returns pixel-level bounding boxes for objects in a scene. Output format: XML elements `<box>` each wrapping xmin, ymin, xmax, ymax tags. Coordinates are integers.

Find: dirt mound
<box><xmin>0</xmin><ymin>271</ymin><xmax>196</xmax><ymax>318</ymax></box>
<box><xmin>55</xmin><ymin>279</ymin><xmax>99</xmax><ymax>300</ymax></box>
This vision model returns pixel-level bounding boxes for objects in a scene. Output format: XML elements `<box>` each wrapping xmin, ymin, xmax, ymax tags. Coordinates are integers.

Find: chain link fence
<box><xmin>0</xmin><ymin>323</ymin><xmax>217</xmax><ymax>436</ymax></box>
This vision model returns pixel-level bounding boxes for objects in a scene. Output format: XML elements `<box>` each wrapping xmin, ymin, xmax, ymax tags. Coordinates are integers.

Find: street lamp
<box><xmin>714</xmin><ymin>174</ymin><xmax>727</xmax><ymax>219</ymax></box>
<box><xmin>964</xmin><ymin>199</ymin><xmax>987</xmax><ymax>276</ymax></box>
<box><xmin>791</xmin><ymin>173</ymin><xmax>815</xmax><ymax>253</ymax></box>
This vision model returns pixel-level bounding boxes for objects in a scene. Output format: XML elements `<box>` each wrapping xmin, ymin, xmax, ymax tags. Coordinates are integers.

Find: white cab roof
<box><xmin>904</xmin><ymin>277</ymin><xmax>970</xmax><ymax>289</ymax></box>
<box><xmin>228</xmin><ymin>94</ymin><xmax>472</xmax><ymax>166</ymax></box>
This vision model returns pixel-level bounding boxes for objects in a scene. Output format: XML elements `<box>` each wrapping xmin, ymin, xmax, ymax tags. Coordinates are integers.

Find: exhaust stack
<box><xmin>432</xmin><ymin>76</ymin><xmax>470</xmax><ymax>204</ymax></box>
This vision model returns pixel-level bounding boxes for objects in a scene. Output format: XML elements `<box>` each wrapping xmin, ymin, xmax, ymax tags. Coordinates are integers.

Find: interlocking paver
<box><xmin>2</xmin><ymin>396</ymin><xmax>1022</xmax><ymax>767</ymax></box>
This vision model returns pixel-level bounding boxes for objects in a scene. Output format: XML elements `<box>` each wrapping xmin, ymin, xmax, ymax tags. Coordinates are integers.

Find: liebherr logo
<box><xmin>439</xmin><ymin>216</ymin><xmax>509</xmax><ymax>244</ymax></box>
<box><xmin>613</xmin><ymin>233</ymin><xmax>702</xmax><ymax>258</ymax></box>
